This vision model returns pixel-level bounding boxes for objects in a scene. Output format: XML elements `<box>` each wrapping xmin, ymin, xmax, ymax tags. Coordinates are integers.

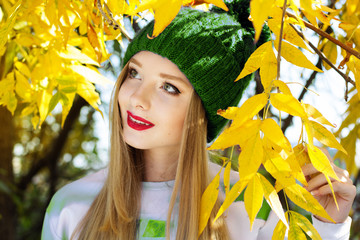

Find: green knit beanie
<box><xmin>123</xmin><ymin>0</ymin><xmax>270</xmax><ymax>142</ymax></box>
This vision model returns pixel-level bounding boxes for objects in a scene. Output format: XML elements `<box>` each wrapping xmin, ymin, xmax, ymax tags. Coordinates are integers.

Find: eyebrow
<box><xmin>130</xmin><ymin>57</ymin><xmax>189</xmax><ymax>85</ymax></box>
<box><xmin>129</xmin><ymin>58</ymin><xmax>142</xmax><ymax>67</ymax></box>
<box><xmin>159</xmin><ymin>73</ymin><xmax>189</xmax><ymax>85</ymax></box>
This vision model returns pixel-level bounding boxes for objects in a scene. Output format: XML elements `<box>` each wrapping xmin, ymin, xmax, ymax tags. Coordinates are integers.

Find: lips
<box><xmin>127</xmin><ymin>111</ymin><xmax>155</xmax><ymax>131</ymax></box>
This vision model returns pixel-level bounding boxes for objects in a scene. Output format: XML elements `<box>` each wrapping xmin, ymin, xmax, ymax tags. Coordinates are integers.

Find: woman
<box><xmin>41</xmin><ymin>1</ymin><xmax>356</xmax><ymax>239</ymax></box>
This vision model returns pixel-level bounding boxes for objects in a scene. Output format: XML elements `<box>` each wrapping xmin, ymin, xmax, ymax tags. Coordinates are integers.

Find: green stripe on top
<box><xmin>139</xmin><ymin>219</ymin><xmax>166</xmax><ymax>238</ymax></box>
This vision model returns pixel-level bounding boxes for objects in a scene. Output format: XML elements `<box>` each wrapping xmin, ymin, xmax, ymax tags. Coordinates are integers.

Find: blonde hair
<box><xmin>72</xmin><ymin>61</ymin><xmax>229</xmax><ymax>240</ymax></box>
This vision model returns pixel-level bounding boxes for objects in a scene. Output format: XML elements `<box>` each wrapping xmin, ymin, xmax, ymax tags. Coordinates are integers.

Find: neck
<box><xmin>142</xmin><ymin>149</ymin><xmax>179</xmax><ymax>182</ymax></box>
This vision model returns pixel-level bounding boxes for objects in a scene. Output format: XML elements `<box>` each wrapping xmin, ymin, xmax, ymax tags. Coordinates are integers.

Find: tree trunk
<box><xmin>0</xmin><ymin>106</ymin><xmax>16</xmax><ymax>240</ymax></box>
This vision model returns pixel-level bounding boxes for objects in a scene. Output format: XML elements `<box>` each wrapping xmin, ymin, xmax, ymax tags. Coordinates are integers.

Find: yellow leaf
<box><xmin>237</xmin><ymin>41</ymin><xmax>272</xmax><ymax>80</ymax></box>
<box><xmin>262</xmin><ymin>142</ymin><xmax>305</xmax><ymax>187</ymax></box>
<box><xmin>346</xmin><ymin>0</ymin><xmax>359</xmax><ymax>15</ymax></box>
<box><xmin>38</xmin><ymin>89</ymin><xmax>52</xmax><ymax>125</ymax></box>
<box><xmin>15</xmin><ymin>70</ymin><xmax>32</xmax><ymax>101</ymax></box>
<box><xmin>0</xmin><ymin>0</ymin><xmax>22</xmax><ymax>53</ymax></box>
<box><xmin>272</xmin><ymin>219</ymin><xmax>287</xmax><ymax>240</ymax></box>
<box><xmin>353</xmin><ymin>57</ymin><xmax>360</xmax><ymax>100</ymax></box>
<box><xmin>238</xmin><ymin>132</ymin><xmax>263</xmax><ymax>181</ymax></box>
<box><xmin>186</xmin><ymin>0</ymin><xmax>228</xmax><ymax>10</ymax></box>
<box><xmin>286</xmin><ymin>151</ymin><xmax>308</xmax><ymax>186</ymax></box>
<box><xmin>258</xmin><ymin>173</ymin><xmax>288</xmax><ymax>228</ymax></box>
<box><xmin>293</xmin><ymin>144</ymin><xmax>310</xmax><ymax>167</ymax></box>
<box><xmin>14</xmin><ymin>61</ymin><xmax>31</xmax><ymax>78</ymax></box>
<box><xmin>250</xmin><ymin>0</ymin><xmax>276</xmax><ymax>42</ymax></box>
<box><xmin>134</xmin><ymin>0</ymin><xmax>182</xmax><ymax>37</ymax></box>
<box><xmin>244</xmin><ymin>175</ymin><xmax>264</xmax><ymax>230</ymax></box>
<box><xmin>224</xmin><ymin>161</ymin><xmax>232</xmax><ymax>195</ymax></box>
<box><xmin>218</xmin><ymin>93</ymin><xmax>268</xmax><ymax>124</ymax></box>
<box><xmin>59</xmin><ymin>45</ymin><xmax>99</xmax><ymax>66</ymax></box>
<box><xmin>300</xmin><ymin>0</ymin><xmax>318</xmax><ymax>27</ymax></box>
<box><xmin>2</xmin><ymin>91</ymin><xmax>17</xmax><ymax>115</ymax></box>
<box><xmin>87</xmin><ymin>21</ymin><xmax>102</xmax><ymax>64</ymax></box>
<box><xmin>307</xmin><ymin>144</ymin><xmax>340</xmax><ymax>181</ymax></box>
<box><xmin>264</xmin><ymin>155</ymin><xmax>296</xmax><ymax>188</ymax></box>
<box><xmin>260</xmin><ymin>49</ymin><xmax>278</xmax><ymax>91</ymax></box>
<box><xmin>267</xmin><ymin>15</ymin><xmax>311</xmax><ymax>52</ymax></box>
<box><xmin>214</xmin><ymin>180</ymin><xmax>247</xmax><ymax>222</ymax></box>
<box><xmin>75</xmin><ymin>79</ymin><xmax>103</xmax><ymax>117</ymax></box>
<box><xmin>290</xmin><ymin>211</ymin><xmax>321</xmax><ymax>240</ymax></box>
<box><xmin>20</xmin><ymin>104</ymin><xmax>36</xmax><ymax>117</ymax></box>
<box><xmin>270</xmin><ymin>93</ymin><xmax>307</xmax><ymax>117</ymax></box>
<box><xmin>288</xmin><ymin>215</ymin><xmax>307</xmax><ymax>240</ymax></box>
<box><xmin>106</xmin><ymin>0</ymin><xmax>130</xmax><ymax>15</ymax></box>
<box><xmin>275</xmin><ymin>40</ymin><xmax>323</xmax><ymax>72</ymax></box>
<box><xmin>272</xmin><ymin>80</ymin><xmax>292</xmax><ymax>95</ymax></box>
<box><xmin>309</xmin><ymin>120</ymin><xmax>347</xmax><ymax>154</ymax></box>
<box><xmin>60</xmin><ymin>92</ymin><xmax>75</xmax><ymax>127</ymax></box>
<box><xmin>199</xmin><ymin>170</ymin><xmax>220</xmax><ymax>237</ymax></box>
<box><xmin>0</xmin><ymin>74</ymin><xmax>14</xmax><ymax>96</ymax></box>
<box><xmin>31</xmin><ymin>115</ymin><xmax>39</xmax><ymax>129</ymax></box>
<box><xmin>334</xmin><ymin>125</ymin><xmax>359</xmax><ymax>177</ymax></box>
<box><xmin>261</xmin><ymin>118</ymin><xmax>291</xmax><ymax>151</ymax></box>
<box><xmin>303</xmin><ymin>119</ymin><xmax>314</xmax><ymax>146</ymax></box>
<box><xmin>303</xmin><ymin>103</ymin><xmax>335</xmax><ymax>127</ymax></box>
<box><xmin>322</xmin><ymin>40</ymin><xmax>338</xmax><ymax>70</ymax></box>
<box><xmin>284</xmin><ymin>184</ymin><xmax>333</xmax><ymax>222</ymax></box>
<box><xmin>208</xmin><ymin>119</ymin><xmax>261</xmax><ymax>150</ymax></box>
<box><xmin>70</xmin><ymin>65</ymin><xmax>113</xmax><ymax>86</ymax></box>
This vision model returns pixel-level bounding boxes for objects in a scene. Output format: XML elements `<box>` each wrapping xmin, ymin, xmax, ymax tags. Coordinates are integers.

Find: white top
<box><xmin>41</xmin><ymin>166</ymin><xmax>351</xmax><ymax>240</ymax></box>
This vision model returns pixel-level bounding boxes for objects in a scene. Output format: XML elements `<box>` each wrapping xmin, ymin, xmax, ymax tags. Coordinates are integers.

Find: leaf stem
<box><xmin>286</xmin><ymin>11</ymin><xmax>360</xmax><ymax>60</ymax></box>
<box><xmin>289</xmin><ymin>23</ymin><xmax>355</xmax><ymax>87</ymax></box>
<box><xmin>276</xmin><ymin>0</ymin><xmax>288</xmax><ymax>80</ymax></box>
<box><xmin>283</xmin><ymin>190</ymin><xmax>290</xmax><ymax>213</ymax></box>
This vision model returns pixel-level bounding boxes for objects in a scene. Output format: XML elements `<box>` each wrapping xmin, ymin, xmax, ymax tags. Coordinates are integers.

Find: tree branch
<box><xmin>289</xmin><ymin>23</ymin><xmax>355</xmax><ymax>88</ymax></box>
<box><xmin>17</xmin><ymin>97</ymin><xmax>88</xmax><ymax>191</ymax></box>
<box><xmin>276</xmin><ymin>0</ymin><xmax>288</xmax><ymax>80</ymax></box>
<box><xmin>286</xmin><ymin>11</ymin><xmax>360</xmax><ymax>60</ymax></box>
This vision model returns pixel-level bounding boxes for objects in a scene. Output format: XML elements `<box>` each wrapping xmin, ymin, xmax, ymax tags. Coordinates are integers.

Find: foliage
<box><xmin>1</xmin><ymin>0</ymin><xmax>360</xmax><ymax>239</ymax></box>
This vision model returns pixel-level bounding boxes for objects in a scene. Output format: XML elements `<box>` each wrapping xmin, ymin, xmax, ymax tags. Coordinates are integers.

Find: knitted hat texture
<box><xmin>123</xmin><ymin>0</ymin><xmax>269</xmax><ymax>142</ymax></box>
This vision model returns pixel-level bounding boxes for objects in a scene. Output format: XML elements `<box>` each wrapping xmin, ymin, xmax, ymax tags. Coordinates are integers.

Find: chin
<box><xmin>123</xmin><ymin>136</ymin><xmax>148</xmax><ymax>150</ymax></box>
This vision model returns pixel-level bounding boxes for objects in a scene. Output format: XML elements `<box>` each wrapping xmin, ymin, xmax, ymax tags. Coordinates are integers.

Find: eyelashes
<box><xmin>128</xmin><ymin>68</ymin><xmax>140</xmax><ymax>79</ymax></box>
<box><xmin>127</xmin><ymin>67</ymin><xmax>181</xmax><ymax>95</ymax></box>
<box><xmin>162</xmin><ymin>82</ymin><xmax>180</xmax><ymax>95</ymax></box>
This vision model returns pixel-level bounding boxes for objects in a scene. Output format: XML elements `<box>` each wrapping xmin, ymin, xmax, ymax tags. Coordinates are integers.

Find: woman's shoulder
<box><xmin>49</xmin><ymin>168</ymin><xmax>107</xmax><ymax>207</ymax></box>
<box><xmin>41</xmin><ymin>168</ymin><xmax>107</xmax><ymax>239</ymax></box>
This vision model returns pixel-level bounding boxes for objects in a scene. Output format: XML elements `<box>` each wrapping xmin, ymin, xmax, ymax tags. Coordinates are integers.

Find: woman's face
<box><xmin>118</xmin><ymin>51</ymin><xmax>193</xmax><ymax>154</ymax></box>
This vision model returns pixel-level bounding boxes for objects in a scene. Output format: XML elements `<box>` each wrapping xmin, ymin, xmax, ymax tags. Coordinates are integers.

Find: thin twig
<box><xmin>286</xmin><ymin>11</ymin><xmax>360</xmax><ymax>60</ymax></box>
<box><xmin>281</xmin><ymin>58</ymin><xmax>322</xmax><ymax>132</ymax></box>
<box><xmin>289</xmin><ymin>23</ymin><xmax>356</xmax><ymax>87</ymax></box>
<box><xmin>277</xmin><ymin>0</ymin><xmax>288</xmax><ymax>80</ymax></box>
<box><xmin>96</xmin><ymin>0</ymin><xmax>132</xmax><ymax>41</ymax></box>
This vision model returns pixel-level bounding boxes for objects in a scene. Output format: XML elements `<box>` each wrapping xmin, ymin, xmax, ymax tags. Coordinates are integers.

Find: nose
<box><xmin>129</xmin><ymin>81</ymin><xmax>151</xmax><ymax>110</ymax></box>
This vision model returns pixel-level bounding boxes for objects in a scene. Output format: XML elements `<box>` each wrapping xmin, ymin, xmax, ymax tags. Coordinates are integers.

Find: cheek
<box><xmin>118</xmin><ymin>87</ymin><xmax>128</xmax><ymax>118</ymax></box>
<box><xmin>168</xmin><ymin>103</ymin><xmax>189</xmax><ymax>135</ymax></box>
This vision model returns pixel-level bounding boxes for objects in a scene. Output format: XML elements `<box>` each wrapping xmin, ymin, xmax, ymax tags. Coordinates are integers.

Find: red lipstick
<box><xmin>127</xmin><ymin>111</ymin><xmax>154</xmax><ymax>131</ymax></box>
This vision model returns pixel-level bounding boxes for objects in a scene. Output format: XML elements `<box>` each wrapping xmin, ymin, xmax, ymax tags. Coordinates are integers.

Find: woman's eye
<box><xmin>163</xmin><ymin>82</ymin><xmax>180</xmax><ymax>94</ymax></box>
<box><xmin>129</xmin><ymin>68</ymin><xmax>140</xmax><ymax>79</ymax></box>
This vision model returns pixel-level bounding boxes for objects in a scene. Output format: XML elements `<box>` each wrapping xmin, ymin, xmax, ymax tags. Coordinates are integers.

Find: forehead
<box><xmin>129</xmin><ymin>51</ymin><xmax>190</xmax><ymax>83</ymax></box>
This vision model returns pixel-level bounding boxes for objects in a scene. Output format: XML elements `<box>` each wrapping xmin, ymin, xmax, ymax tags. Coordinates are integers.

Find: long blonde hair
<box><xmin>72</xmin><ymin>61</ymin><xmax>229</xmax><ymax>240</ymax></box>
